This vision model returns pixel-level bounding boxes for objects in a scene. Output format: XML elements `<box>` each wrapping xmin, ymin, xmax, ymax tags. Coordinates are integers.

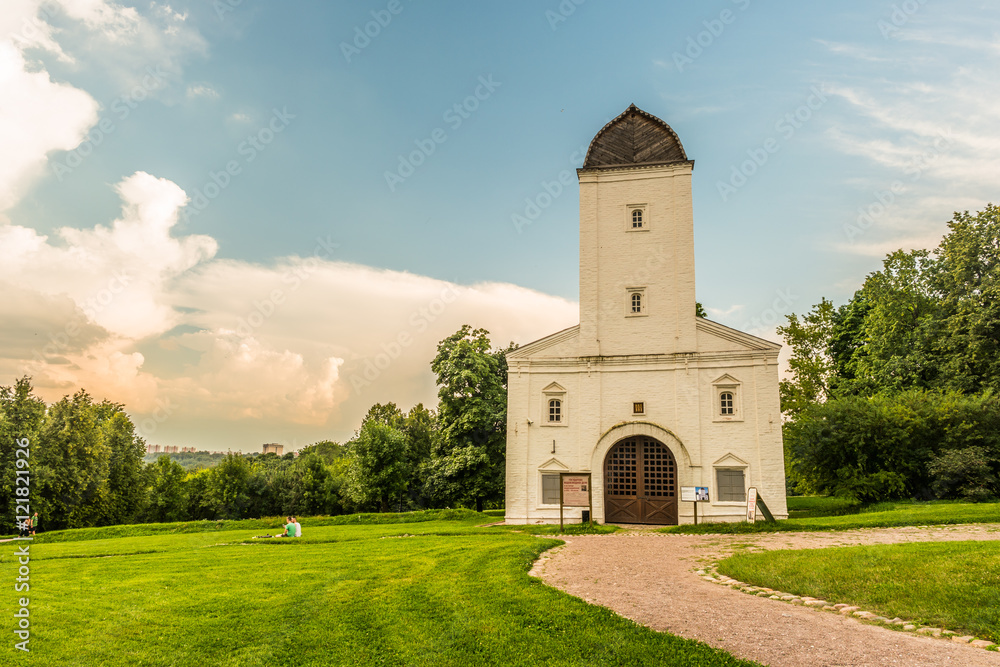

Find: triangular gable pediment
<box><xmin>537</xmin><ymin>457</ymin><xmax>569</xmax><ymax>471</ymax></box>
<box><xmin>713</xmin><ymin>453</ymin><xmax>750</xmax><ymax>467</ymax></box>
<box><xmin>507</xmin><ymin>325</ymin><xmax>580</xmax><ymax>359</ymax></box>
<box><xmin>542</xmin><ymin>382</ymin><xmax>566</xmax><ymax>393</ymax></box>
<box><xmin>696</xmin><ymin>318</ymin><xmax>781</xmax><ymax>351</ymax></box>
<box><xmin>712</xmin><ymin>374</ymin><xmax>741</xmax><ymax>385</ymax></box>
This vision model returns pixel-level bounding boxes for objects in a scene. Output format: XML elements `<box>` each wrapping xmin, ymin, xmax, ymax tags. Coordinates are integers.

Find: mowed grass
<box><xmin>2</xmin><ymin>513</ymin><xmax>756</xmax><ymax>666</ymax></box>
<box><xmin>717</xmin><ymin>541</ymin><xmax>1000</xmax><ymax>642</ymax></box>
<box><xmin>663</xmin><ymin>500</ymin><xmax>1000</xmax><ymax>534</ymax></box>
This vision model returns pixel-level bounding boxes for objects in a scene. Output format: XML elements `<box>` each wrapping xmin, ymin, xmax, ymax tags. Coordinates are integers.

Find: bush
<box><xmin>785</xmin><ymin>389</ymin><xmax>1000</xmax><ymax>501</ymax></box>
<box><xmin>927</xmin><ymin>447</ymin><xmax>998</xmax><ymax>501</ymax></box>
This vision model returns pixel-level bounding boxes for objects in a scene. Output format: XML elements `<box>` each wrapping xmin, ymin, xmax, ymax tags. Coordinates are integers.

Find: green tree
<box><xmin>361</xmin><ymin>403</ymin><xmax>405</xmax><ymax>429</ymax></box>
<box><xmin>185</xmin><ymin>468</ymin><xmax>214</xmax><ymax>520</ymax></box>
<box><xmin>776</xmin><ymin>298</ymin><xmax>837</xmax><ymax>417</ymax></box>
<box><xmin>96</xmin><ymin>402</ymin><xmax>147</xmax><ymax>525</ymax></box>
<box><xmin>0</xmin><ymin>377</ymin><xmax>46</xmax><ymax>530</ymax></box>
<box><xmin>204</xmin><ymin>453</ymin><xmax>251</xmax><ymax>519</ymax></box>
<box><xmin>931</xmin><ymin>204</ymin><xmax>1000</xmax><ymax>393</ymax></box>
<box><xmin>344</xmin><ymin>421</ymin><xmax>409</xmax><ymax>512</ymax></box>
<box><xmin>286</xmin><ymin>452</ymin><xmax>337</xmax><ymax>516</ymax></box>
<box><xmin>145</xmin><ymin>456</ymin><xmax>188</xmax><ymax>522</ymax></box>
<box><xmin>841</xmin><ymin>250</ymin><xmax>939</xmax><ymax>393</ymax></box>
<box><xmin>36</xmin><ymin>391</ymin><xmax>110</xmax><ymax>529</ymax></box>
<box><xmin>427</xmin><ymin>326</ymin><xmax>513</xmax><ymax>511</ymax></box>
<box><xmin>298</xmin><ymin>440</ymin><xmax>347</xmax><ymax>464</ymax></box>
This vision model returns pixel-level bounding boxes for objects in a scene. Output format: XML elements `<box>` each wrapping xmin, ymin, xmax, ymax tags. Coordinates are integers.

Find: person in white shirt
<box><xmin>293</xmin><ymin>517</ymin><xmax>302</xmax><ymax>537</ymax></box>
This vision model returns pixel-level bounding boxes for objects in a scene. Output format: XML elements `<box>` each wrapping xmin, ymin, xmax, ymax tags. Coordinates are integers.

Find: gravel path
<box><xmin>532</xmin><ymin>524</ymin><xmax>1000</xmax><ymax>667</ymax></box>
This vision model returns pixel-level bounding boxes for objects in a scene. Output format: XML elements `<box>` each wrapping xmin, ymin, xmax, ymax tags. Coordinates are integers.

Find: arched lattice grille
<box><xmin>606</xmin><ymin>440</ymin><xmax>637</xmax><ymax>497</ymax></box>
<box><xmin>604</xmin><ymin>436</ymin><xmax>678</xmax><ymax>524</ymax></box>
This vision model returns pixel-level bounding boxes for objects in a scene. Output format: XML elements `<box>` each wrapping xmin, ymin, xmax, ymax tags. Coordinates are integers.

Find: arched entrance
<box><xmin>603</xmin><ymin>436</ymin><xmax>678</xmax><ymax>524</ymax></box>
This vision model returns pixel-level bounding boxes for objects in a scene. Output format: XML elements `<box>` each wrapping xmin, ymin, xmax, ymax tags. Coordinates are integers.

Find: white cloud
<box><xmin>0</xmin><ymin>40</ymin><xmax>98</xmax><ymax>209</ymax></box>
<box><xmin>0</xmin><ymin>171</ymin><xmax>217</xmax><ymax>340</ymax></box>
<box><xmin>0</xmin><ymin>0</ymin><xmax>206</xmax><ymax>213</ymax></box>
<box><xmin>186</xmin><ymin>83</ymin><xmax>219</xmax><ymax>99</ymax></box>
<box><xmin>1</xmin><ymin>173</ymin><xmax>579</xmax><ymax>444</ymax></box>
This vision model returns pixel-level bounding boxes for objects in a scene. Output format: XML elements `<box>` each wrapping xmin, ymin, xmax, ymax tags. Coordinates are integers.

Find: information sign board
<box><xmin>561</xmin><ymin>475</ymin><xmax>591</xmax><ymax>507</ymax></box>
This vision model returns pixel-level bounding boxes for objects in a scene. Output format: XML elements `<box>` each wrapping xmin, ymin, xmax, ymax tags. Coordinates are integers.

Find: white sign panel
<box><xmin>681</xmin><ymin>486</ymin><xmax>710</xmax><ymax>502</ymax></box>
<box><xmin>746</xmin><ymin>486</ymin><xmax>758</xmax><ymax>523</ymax></box>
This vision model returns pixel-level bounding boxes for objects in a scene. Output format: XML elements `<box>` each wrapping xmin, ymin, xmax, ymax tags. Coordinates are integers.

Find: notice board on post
<box><xmin>681</xmin><ymin>486</ymin><xmax>710</xmax><ymax>524</ymax></box>
<box><xmin>559</xmin><ymin>473</ymin><xmax>592</xmax><ymax>531</ymax></box>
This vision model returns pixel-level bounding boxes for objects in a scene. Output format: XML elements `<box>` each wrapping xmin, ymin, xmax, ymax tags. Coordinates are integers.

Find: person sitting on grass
<box><xmin>293</xmin><ymin>516</ymin><xmax>302</xmax><ymax>537</ymax></box>
<box><xmin>278</xmin><ymin>516</ymin><xmax>296</xmax><ymax>538</ymax></box>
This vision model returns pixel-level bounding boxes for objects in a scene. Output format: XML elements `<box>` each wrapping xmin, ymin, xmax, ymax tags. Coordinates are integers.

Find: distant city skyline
<box><xmin>2</xmin><ymin>1</ymin><xmax>997</xmax><ymax>451</ymax></box>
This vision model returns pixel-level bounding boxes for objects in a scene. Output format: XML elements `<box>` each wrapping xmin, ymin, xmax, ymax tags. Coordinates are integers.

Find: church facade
<box><xmin>504</xmin><ymin>105</ymin><xmax>787</xmax><ymax>525</ymax></box>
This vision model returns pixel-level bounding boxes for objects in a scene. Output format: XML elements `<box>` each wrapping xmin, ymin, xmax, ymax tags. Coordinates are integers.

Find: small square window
<box><xmin>633</xmin><ymin>402</ymin><xmax>645</xmax><ymax>415</ymax></box>
<box><xmin>548</xmin><ymin>399</ymin><xmax>562</xmax><ymax>422</ymax></box>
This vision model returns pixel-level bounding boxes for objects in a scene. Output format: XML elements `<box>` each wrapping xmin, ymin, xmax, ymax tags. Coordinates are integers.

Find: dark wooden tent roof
<box><xmin>582</xmin><ymin>104</ymin><xmax>688</xmax><ymax>169</ymax></box>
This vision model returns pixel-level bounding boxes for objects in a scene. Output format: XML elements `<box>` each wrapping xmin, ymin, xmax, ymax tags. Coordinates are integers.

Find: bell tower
<box><xmin>577</xmin><ymin>104</ymin><xmax>697</xmax><ymax>357</ymax></box>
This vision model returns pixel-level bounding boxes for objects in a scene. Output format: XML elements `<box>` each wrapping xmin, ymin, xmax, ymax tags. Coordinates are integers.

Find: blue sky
<box><xmin>2</xmin><ymin>0</ymin><xmax>997</xmax><ymax>451</ymax></box>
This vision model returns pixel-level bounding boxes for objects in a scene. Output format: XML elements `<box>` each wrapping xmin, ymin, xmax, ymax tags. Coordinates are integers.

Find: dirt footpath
<box><xmin>532</xmin><ymin>524</ymin><xmax>1000</xmax><ymax>667</ymax></box>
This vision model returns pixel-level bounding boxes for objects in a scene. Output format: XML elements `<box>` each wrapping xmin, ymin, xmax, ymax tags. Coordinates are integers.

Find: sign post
<box><xmin>559</xmin><ymin>473</ymin><xmax>592</xmax><ymax>533</ymax></box>
<box><xmin>681</xmin><ymin>486</ymin><xmax>710</xmax><ymax>524</ymax></box>
<box><xmin>746</xmin><ymin>486</ymin><xmax>758</xmax><ymax>523</ymax></box>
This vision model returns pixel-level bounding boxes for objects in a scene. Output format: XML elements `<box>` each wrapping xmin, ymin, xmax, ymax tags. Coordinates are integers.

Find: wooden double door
<box><xmin>603</xmin><ymin>436</ymin><xmax>678</xmax><ymax>524</ymax></box>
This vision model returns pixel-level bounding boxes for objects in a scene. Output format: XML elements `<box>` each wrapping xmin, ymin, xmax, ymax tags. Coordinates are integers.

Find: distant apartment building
<box><xmin>262</xmin><ymin>443</ymin><xmax>284</xmax><ymax>456</ymax></box>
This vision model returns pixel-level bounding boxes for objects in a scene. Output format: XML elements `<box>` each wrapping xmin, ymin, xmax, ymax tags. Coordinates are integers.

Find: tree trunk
<box><xmin>476</xmin><ymin>497</ymin><xmax>483</xmax><ymax>513</ymax></box>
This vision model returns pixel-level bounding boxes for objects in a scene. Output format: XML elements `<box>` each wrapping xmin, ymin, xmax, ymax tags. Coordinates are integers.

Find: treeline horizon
<box><xmin>0</xmin><ymin>325</ymin><xmax>514</xmax><ymax>532</ymax></box>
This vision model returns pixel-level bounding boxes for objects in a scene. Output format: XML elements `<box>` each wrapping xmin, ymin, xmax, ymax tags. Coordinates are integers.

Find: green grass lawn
<box><xmin>2</xmin><ymin>512</ymin><xmax>755</xmax><ymax>666</ymax></box>
<box><xmin>663</xmin><ymin>500</ymin><xmax>1000</xmax><ymax>535</ymax></box>
<box><xmin>717</xmin><ymin>541</ymin><xmax>1000</xmax><ymax>642</ymax></box>
<box><xmin>785</xmin><ymin>496</ymin><xmax>861</xmax><ymax>518</ymax></box>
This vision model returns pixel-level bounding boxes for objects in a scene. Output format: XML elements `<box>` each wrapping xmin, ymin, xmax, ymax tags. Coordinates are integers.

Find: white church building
<box><xmin>504</xmin><ymin>105</ymin><xmax>787</xmax><ymax>525</ymax></box>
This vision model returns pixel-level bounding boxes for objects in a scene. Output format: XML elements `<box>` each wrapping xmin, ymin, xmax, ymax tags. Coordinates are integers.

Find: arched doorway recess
<box><xmin>603</xmin><ymin>436</ymin><xmax>678</xmax><ymax>524</ymax></box>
